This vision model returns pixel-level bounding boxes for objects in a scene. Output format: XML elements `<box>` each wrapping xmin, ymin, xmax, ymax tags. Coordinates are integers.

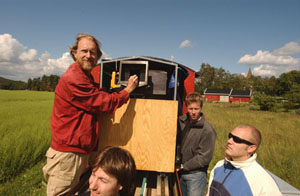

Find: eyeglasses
<box><xmin>228</xmin><ymin>133</ymin><xmax>254</xmax><ymax>146</ymax></box>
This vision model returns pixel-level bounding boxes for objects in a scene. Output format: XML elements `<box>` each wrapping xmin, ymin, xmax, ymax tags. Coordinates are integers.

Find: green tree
<box><xmin>277</xmin><ymin>70</ymin><xmax>300</xmax><ymax>95</ymax></box>
<box><xmin>8</xmin><ymin>81</ymin><xmax>27</xmax><ymax>90</ymax></box>
<box><xmin>49</xmin><ymin>75</ymin><xmax>60</xmax><ymax>91</ymax></box>
<box><xmin>227</xmin><ymin>74</ymin><xmax>246</xmax><ymax>90</ymax></box>
<box><xmin>264</xmin><ymin>76</ymin><xmax>278</xmax><ymax>96</ymax></box>
<box><xmin>196</xmin><ymin>63</ymin><xmax>216</xmax><ymax>94</ymax></box>
<box><xmin>27</xmin><ymin>78</ymin><xmax>32</xmax><ymax>90</ymax></box>
<box><xmin>31</xmin><ymin>77</ymin><xmax>41</xmax><ymax>91</ymax></box>
<box><xmin>213</xmin><ymin>67</ymin><xmax>226</xmax><ymax>89</ymax></box>
<box><xmin>285</xmin><ymin>84</ymin><xmax>300</xmax><ymax>104</ymax></box>
<box><xmin>27</xmin><ymin>75</ymin><xmax>60</xmax><ymax>91</ymax></box>
<box><xmin>253</xmin><ymin>92</ymin><xmax>276</xmax><ymax>111</ymax></box>
<box><xmin>250</xmin><ymin>76</ymin><xmax>265</xmax><ymax>92</ymax></box>
<box><xmin>41</xmin><ymin>75</ymin><xmax>48</xmax><ymax>91</ymax></box>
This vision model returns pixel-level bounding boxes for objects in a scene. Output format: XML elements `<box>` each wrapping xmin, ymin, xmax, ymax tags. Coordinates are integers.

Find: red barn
<box><xmin>204</xmin><ymin>89</ymin><xmax>252</xmax><ymax>103</ymax></box>
<box><xmin>229</xmin><ymin>90</ymin><xmax>252</xmax><ymax>103</ymax></box>
<box><xmin>204</xmin><ymin>89</ymin><xmax>232</xmax><ymax>102</ymax></box>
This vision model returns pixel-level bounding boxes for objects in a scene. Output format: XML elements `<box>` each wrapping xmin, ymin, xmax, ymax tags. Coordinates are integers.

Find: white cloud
<box><xmin>0</xmin><ymin>34</ymin><xmax>76</xmax><ymax>81</ymax></box>
<box><xmin>273</xmin><ymin>42</ymin><xmax>300</xmax><ymax>56</ymax></box>
<box><xmin>170</xmin><ymin>55</ymin><xmax>175</xmax><ymax>61</ymax></box>
<box><xmin>238</xmin><ymin>50</ymin><xmax>298</xmax><ymax>66</ymax></box>
<box><xmin>252</xmin><ymin>64</ymin><xmax>300</xmax><ymax>77</ymax></box>
<box><xmin>0</xmin><ymin>33</ymin><xmax>107</xmax><ymax>81</ymax></box>
<box><xmin>0</xmin><ymin>34</ymin><xmax>25</xmax><ymax>62</ymax></box>
<box><xmin>238</xmin><ymin>42</ymin><xmax>300</xmax><ymax>77</ymax></box>
<box><xmin>179</xmin><ymin>40</ymin><xmax>192</xmax><ymax>48</ymax></box>
<box><xmin>46</xmin><ymin>52</ymin><xmax>73</xmax><ymax>75</ymax></box>
<box><xmin>252</xmin><ymin>64</ymin><xmax>278</xmax><ymax>77</ymax></box>
<box><xmin>19</xmin><ymin>49</ymin><xmax>38</xmax><ymax>61</ymax></box>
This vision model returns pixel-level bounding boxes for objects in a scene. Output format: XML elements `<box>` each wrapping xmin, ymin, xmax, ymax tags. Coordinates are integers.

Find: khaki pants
<box><xmin>42</xmin><ymin>147</ymin><xmax>89</xmax><ymax>196</ymax></box>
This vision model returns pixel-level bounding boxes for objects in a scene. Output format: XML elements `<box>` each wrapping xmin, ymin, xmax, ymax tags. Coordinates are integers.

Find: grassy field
<box><xmin>0</xmin><ymin>90</ymin><xmax>299</xmax><ymax>195</ymax></box>
<box><xmin>0</xmin><ymin>90</ymin><xmax>52</xmax><ymax>195</ymax></box>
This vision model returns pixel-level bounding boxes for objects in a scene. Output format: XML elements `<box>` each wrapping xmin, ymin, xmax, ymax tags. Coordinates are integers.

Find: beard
<box><xmin>77</xmin><ymin>58</ymin><xmax>96</xmax><ymax>72</ymax></box>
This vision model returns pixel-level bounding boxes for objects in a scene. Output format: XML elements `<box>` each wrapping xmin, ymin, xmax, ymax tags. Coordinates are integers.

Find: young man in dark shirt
<box><xmin>177</xmin><ymin>92</ymin><xmax>216</xmax><ymax>196</ymax></box>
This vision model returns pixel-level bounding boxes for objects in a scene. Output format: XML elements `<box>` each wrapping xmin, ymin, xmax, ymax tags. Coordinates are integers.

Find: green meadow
<box><xmin>0</xmin><ymin>90</ymin><xmax>53</xmax><ymax>195</ymax></box>
<box><xmin>0</xmin><ymin>90</ymin><xmax>299</xmax><ymax>195</ymax></box>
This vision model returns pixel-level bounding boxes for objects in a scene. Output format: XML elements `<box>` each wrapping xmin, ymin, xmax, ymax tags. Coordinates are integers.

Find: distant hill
<box><xmin>0</xmin><ymin>76</ymin><xmax>14</xmax><ymax>83</ymax></box>
<box><xmin>0</xmin><ymin>77</ymin><xmax>27</xmax><ymax>90</ymax></box>
<box><xmin>0</xmin><ymin>76</ymin><xmax>16</xmax><ymax>87</ymax></box>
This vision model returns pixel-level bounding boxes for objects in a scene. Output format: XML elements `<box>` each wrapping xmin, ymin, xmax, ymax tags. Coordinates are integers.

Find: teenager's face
<box><xmin>187</xmin><ymin>102</ymin><xmax>202</xmax><ymax>122</ymax></box>
<box><xmin>89</xmin><ymin>167</ymin><xmax>122</xmax><ymax>196</ymax></box>
<box><xmin>73</xmin><ymin>37</ymin><xmax>98</xmax><ymax>72</ymax></box>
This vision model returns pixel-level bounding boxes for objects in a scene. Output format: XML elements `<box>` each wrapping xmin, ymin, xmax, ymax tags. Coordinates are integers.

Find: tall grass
<box><xmin>203</xmin><ymin>102</ymin><xmax>300</xmax><ymax>189</ymax></box>
<box><xmin>0</xmin><ymin>161</ymin><xmax>47</xmax><ymax>196</ymax></box>
<box><xmin>0</xmin><ymin>90</ymin><xmax>53</xmax><ymax>183</ymax></box>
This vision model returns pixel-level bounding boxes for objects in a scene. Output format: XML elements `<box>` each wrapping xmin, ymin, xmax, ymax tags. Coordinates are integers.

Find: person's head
<box><xmin>225</xmin><ymin>124</ymin><xmax>261</xmax><ymax>161</ymax></box>
<box><xmin>89</xmin><ymin>146</ymin><xmax>136</xmax><ymax>196</ymax></box>
<box><xmin>185</xmin><ymin>92</ymin><xmax>203</xmax><ymax>122</ymax></box>
<box><xmin>69</xmin><ymin>33</ymin><xmax>102</xmax><ymax>72</ymax></box>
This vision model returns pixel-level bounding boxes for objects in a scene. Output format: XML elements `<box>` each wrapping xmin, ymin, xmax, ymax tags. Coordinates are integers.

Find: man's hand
<box><xmin>175</xmin><ymin>164</ymin><xmax>184</xmax><ymax>172</ymax></box>
<box><xmin>124</xmin><ymin>75</ymin><xmax>138</xmax><ymax>94</ymax></box>
<box><xmin>175</xmin><ymin>167</ymin><xmax>182</xmax><ymax>172</ymax></box>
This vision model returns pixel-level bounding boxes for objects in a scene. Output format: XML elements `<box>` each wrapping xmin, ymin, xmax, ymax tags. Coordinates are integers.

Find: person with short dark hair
<box><xmin>207</xmin><ymin>124</ymin><xmax>282</xmax><ymax>196</ymax></box>
<box><xmin>42</xmin><ymin>33</ymin><xmax>138</xmax><ymax>196</ymax></box>
<box><xmin>80</xmin><ymin>146</ymin><xmax>136</xmax><ymax>196</ymax></box>
<box><xmin>177</xmin><ymin>92</ymin><xmax>217</xmax><ymax>196</ymax></box>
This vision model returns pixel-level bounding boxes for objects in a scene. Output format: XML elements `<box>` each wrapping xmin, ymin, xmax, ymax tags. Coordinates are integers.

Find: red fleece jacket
<box><xmin>50</xmin><ymin>62</ymin><xmax>129</xmax><ymax>153</ymax></box>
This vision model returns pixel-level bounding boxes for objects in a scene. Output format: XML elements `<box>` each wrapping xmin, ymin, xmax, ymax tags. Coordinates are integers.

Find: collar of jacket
<box><xmin>224</xmin><ymin>153</ymin><xmax>257</xmax><ymax>169</ymax></box>
<box><xmin>179</xmin><ymin>113</ymin><xmax>205</xmax><ymax>128</ymax></box>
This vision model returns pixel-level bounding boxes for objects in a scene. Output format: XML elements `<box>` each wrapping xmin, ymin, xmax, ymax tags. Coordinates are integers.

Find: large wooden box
<box><xmin>98</xmin><ymin>98</ymin><xmax>178</xmax><ymax>172</ymax></box>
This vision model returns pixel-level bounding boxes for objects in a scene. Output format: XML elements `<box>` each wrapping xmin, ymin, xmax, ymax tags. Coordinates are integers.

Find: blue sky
<box><xmin>1</xmin><ymin>0</ymin><xmax>300</xmax><ymax>81</ymax></box>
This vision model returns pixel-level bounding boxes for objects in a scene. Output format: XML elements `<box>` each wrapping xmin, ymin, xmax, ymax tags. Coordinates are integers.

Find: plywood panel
<box><xmin>97</xmin><ymin>98</ymin><xmax>178</xmax><ymax>172</ymax></box>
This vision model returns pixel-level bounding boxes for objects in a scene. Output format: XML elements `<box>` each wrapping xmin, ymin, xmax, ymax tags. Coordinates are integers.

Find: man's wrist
<box><xmin>180</xmin><ymin>164</ymin><xmax>184</xmax><ymax>169</ymax></box>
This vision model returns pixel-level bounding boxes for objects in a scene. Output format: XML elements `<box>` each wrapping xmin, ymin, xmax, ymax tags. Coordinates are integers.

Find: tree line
<box><xmin>27</xmin><ymin>75</ymin><xmax>60</xmax><ymax>91</ymax></box>
<box><xmin>0</xmin><ymin>75</ymin><xmax>60</xmax><ymax>91</ymax></box>
<box><xmin>196</xmin><ymin>63</ymin><xmax>300</xmax><ymax>111</ymax></box>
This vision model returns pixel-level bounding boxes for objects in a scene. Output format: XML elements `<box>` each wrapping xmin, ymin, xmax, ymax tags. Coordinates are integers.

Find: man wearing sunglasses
<box><xmin>207</xmin><ymin>124</ymin><xmax>282</xmax><ymax>196</ymax></box>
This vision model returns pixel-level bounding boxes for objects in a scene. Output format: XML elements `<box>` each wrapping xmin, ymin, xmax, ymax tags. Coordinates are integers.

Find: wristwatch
<box><xmin>180</xmin><ymin>164</ymin><xmax>184</xmax><ymax>169</ymax></box>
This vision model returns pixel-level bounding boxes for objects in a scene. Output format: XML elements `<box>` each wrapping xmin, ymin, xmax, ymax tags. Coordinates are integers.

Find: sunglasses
<box><xmin>228</xmin><ymin>133</ymin><xmax>254</xmax><ymax>146</ymax></box>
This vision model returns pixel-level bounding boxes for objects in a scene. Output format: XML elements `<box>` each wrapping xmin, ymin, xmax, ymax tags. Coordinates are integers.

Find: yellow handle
<box><xmin>110</xmin><ymin>71</ymin><xmax>121</xmax><ymax>89</ymax></box>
